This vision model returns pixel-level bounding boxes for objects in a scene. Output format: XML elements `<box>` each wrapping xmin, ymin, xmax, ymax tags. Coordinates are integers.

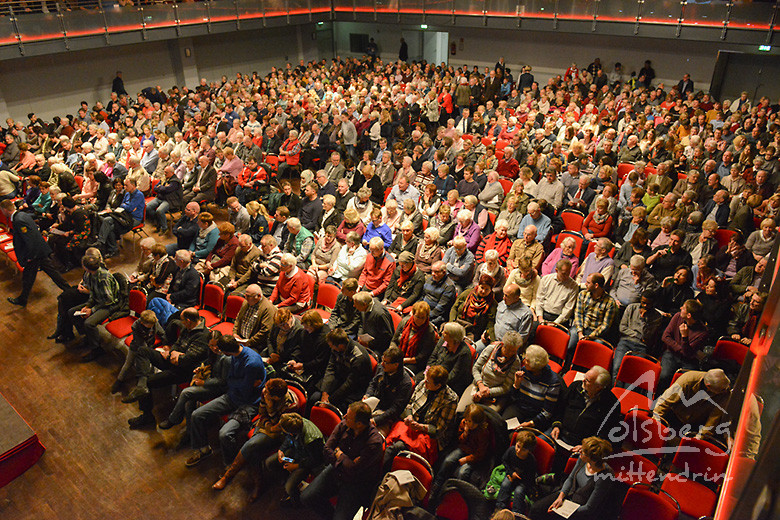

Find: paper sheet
<box><xmin>556</xmin><ymin>439</ymin><xmax>575</xmax><ymax>451</ymax></box>
<box><xmin>553</xmin><ymin>500</ymin><xmax>580</xmax><ymax>519</ymax></box>
<box><xmin>505</xmin><ymin>417</ymin><xmax>521</xmax><ymax>430</ymax></box>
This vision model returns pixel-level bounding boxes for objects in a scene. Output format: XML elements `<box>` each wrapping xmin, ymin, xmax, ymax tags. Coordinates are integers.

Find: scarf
<box><xmin>399</xmin><ymin>315</ymin><xmax>429</xmax><ymax>358</ymax></box>
<box><xmin>398</xmin><ymin>263</ymin><xmax>417</xmax><ymax>287</ymax></box>
<box><xmin>591</xmin><ymin>210</ymin><xmax>610</xmax><ymax>224</ymax></box>
<box><xmin>199</xmin><ymin>222</ymin><xmax>217</xmax><ymax>240</ymax></box>
<box><xmin>321</xmin><ymin>234</ymin><xmax>337</xmax><ymax>252</ymax></box>
<box><xmin>418</xmin><ymin>242</ymin><xmax>439</xmax><ymax>262</ymax></box>
<box><xmin>490</xmin><ymin>344</ymin><xmax>515</xmax><ymax>374</ymax></box>
<box><xmin>460</xmin><ymin>287</ymin><xmax>494</xmax><ymax>323</ymax></box>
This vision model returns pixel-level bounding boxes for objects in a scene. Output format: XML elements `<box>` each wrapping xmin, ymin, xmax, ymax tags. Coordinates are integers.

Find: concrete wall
<box><xmin>330</xmin><ymin>21</ymin><xmax>761</xmax><ymax>91</ymax></box>
<box><xmin>0</xmin><ymin>24</ymin><xmax>319</xmax><ymax>122</ymax></box>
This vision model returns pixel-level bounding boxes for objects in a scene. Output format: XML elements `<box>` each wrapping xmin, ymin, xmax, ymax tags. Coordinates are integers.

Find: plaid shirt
<box><xmin>573</xmin><ymin>289</ymin><xmax>618</xmax><ymax>339</ymax></box>
<box><xmin>406</xmin><ymin>382</ymin><xmax>458</xmax><ymax>445</ymax></box>
<box><xmin>85</xmin><ymin>267</ymin><xmax>120</xmax><ymax>312</ymax></box>
<box><xmin>237</xmin><ymin>302</ymin><xmax>260</xmax><ymax>340</ymax></box>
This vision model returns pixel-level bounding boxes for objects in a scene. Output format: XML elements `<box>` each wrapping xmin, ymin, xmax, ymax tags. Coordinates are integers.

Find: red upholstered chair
<box><xmin>534</xmin><ymin>322</ymin><xmax>569</xmax><ymax>373</ymax></box>
<box><xmin>499</xmin><ymin>179</ymin><xmax>513</xmax><ymax>195</ymax></box>
<box><xmin>562</xmin><ymin>339</ymin><xmax>613</xmax><ymax>385</ymax></box>
<box><xmin>612</xmin><ymin>353</ymin><xmax>661</xmax><ymax>414</ymax></box>
<box><xmin>713</xmin><ymin>228</ymin><xmax>737</xmax><ymax>250</ymax></box>
<box><xmin>314</xmin><ymin>283</ymin><xmax>340</xmax><ymax>322</ymax></box>
<box><xmin>712</xmin><ymin>336</ymin><xmax>749</xmax><ymax>365</ymax></box>
<box><xmin>211</xmin><ymin>294</ymin><xmax>245</xmax><ymax>335</ymax></box>
<box><xmin>619</xmin><ymin>483</ymin><xmax>680</xmax><ymax>520</ymax></box>
<box><xmin>310</xmin><ymin>403</ymin><xmax>342</xmax><ymax>438</ymax></box>
<box><xmin>560</xmin><ymin>209</ymin><xmax>585</xmax><ymax>232</ymax></box>
<box><xmin>660</xmin><ymin>437</ymin><xmax>729</xmax><ymax>518</ymax></box>
<box><xmin>389</xmin><ymin>309</ymin><xmax>402</xmax><ymax>330</ymax></box>
<box><xmin>105</xmin><ymin>289</ymin><xmax>147</xmax><ymax>339</ymax></box>
<box><xmin>608</xmin><ymin>451</ymin><xmax>659</xmax><ymax>486</ymax></box>
<box><xmin>621</xmin><ymin>409</ymin><xmax>672</xmax><ymax>461</ymax></box>
<box><xmin>197</xmin><ymin>283</ymin><xmax>224</xmax><ymax>327</ymax></box>
<box><xmin>391</xmin><ymin>450</ymin><xmax>434</xmax><ymax>503</ymax></box>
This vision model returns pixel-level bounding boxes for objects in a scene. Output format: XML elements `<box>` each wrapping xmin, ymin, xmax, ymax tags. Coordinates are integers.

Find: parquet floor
<box><xmin>0</xmin><ymin>222</ymin><xmax>320</xmax><ymax>520</ymax></box>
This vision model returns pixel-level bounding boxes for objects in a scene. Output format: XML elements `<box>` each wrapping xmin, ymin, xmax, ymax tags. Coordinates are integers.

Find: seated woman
<box><xmin>418</xmin><ymin>182</ymin><xmax>441</xmax><ymax>220</ymax></box>
<box><xmin>529</xmin><ymin>437</ymin><xmax>614</xmax><ymax>520</ymax></box>
<box><xmin>430</xmin><ymin>404</ymin><xmax>493</xmax><ymax>498</ymax></box>
<box><xmin>450</xmin><ymin>274</ymin><xmax>498</xmax><ymax>341</ymax></box>
<box><xmin>383</xmin><ymin>251</ymin><xmax>426</xmax><ymax>313</ymax></box>
<box><xmin>212</xmin><ymin>378</ymin><xmax>299</xmax><ymax>498</ymax></box>
<box><xmin>128</xmin><ymin>237</ymin><xmax>157</xmax><ymax>286</ymax></box>
<box><xmin>196</xmin><ymin>222</ymin><xmax>239</xmax><ymax>282</ymax></box>
<box><xmin>190</xmin><ymin>212</ymin><xmax>220</xmax><ymax>261</ymax></box>
<box><xmin>327</xmin><ymin>231</ymin><xmax>367</xmax><ymax>286</ymax></box>
<box><xmin>458</xmin><ymin>331</ymin><xmax>523</xmax><ymax>413</ymax></box>
<box><xmin>614</xmin><ymin>205</ymin><xmax>647</xmax><ymax>246</ymax></box>
<box><xmin>431</xmin><ymin>204</ymin><xmax>457</xmax><ymax>246</ymax></box>
<box><xmin>307</xmin><ymin>225</ymin><xmax>341</xmax><ymax>285</ymax></box>
<box><xmin>581</xmin><ymin>199</ymin><xmax>613</xmax><ymax>242</ymax></box>
<box><xmin>261</xmin><ymin>309</ymin><xmax>305</xmax><ymax>375</ymax></box>
<box><xmin>390</xmin><ymin>301</ymin><xmax>438</xmax><ymax>375</ymax></box>
<box><xmin>613</xmin><ymin>227</ymin><xmax>651</xmax><ymax>272</ymax></box>
<box><xmin>388</xmin><ymin>220</ymin><xmax>419</xmax><ymax>260</ymax></box>
<box><xmin>398</xmin><ymin>198</ymin><xmax>424</xmax><ymax>236</ymax></box>
<box><xmin>140</xmin><ymin>243</ymin><xmax>178</xmax><ymax>298</ymax></box>
<box><xmin>541</xmin><ymin>236</ymin><xmax>580</xmax><ymax>276</ymax></box>
<box><xmin>415</xmin><ymin>226</ymin><xmax>443</xmax><ymax>274</ymax></box>
<box><xmin>505</xmin><ymin>257</ymin><xmax>541</xmax><ymax>311</ymax></box>
<box><xmin>382</xmin><ymin>199</ymin><xmax>402</xmax><ymax>231</ymax></box>
<box><xmin>746</xmin><ymin>217</ymin><xmax>777</xmax><ymax>261</ymax></box>
<box><xmin>246</xmin><ymin>200</ymin><xmax>270</xmax><ymax>245</ymax></box>
<box><xmin>473</xmin><ymin>249</ymin><xmax>508</xmax><ymax>300</ymax></box>
<box><xmin>73</xmin><ymin>167</ymin><xmax>98</xmax><ymax>204</ymax></box>
<box><xmin>692</xmin><ymin>254</ymin><xmax>722</xmax><ymax>294</ymax></box>
<box><xmin>383</xmin><ymin>365</ymin><xmax>459</xmax><ymax>467</ymax></box>
<box><xmin>501</xmin><ymin>345</ymin><xmax>561</xmax><ymax>426</ymax></box>
<box><xmin>335</xmin><ymin>207</ymin><xmax>367</xmax><ymax>244</ymax></box>
<box><xmin>649</xmin><ymin>216</ymin><xmax>675</xmax><ymax>249</ymax></box>
<box><xmin>31</xmin><ymin>181</ymin><xmax>52</xmax><ymax>218</ymax></box>
<box><xmin>476</xmin><ymin>219</ymin><xmax>513</xmax><ymax>266</ymax></box>
<box><xmin>697</xmin><ymin>277</ymin><xmax>731</xmax><ymax>343</ymax></box>
<box><xmin>48</xmin><ymin>196</ymin><xmax>92</xmax><ymax>271</ymax></box>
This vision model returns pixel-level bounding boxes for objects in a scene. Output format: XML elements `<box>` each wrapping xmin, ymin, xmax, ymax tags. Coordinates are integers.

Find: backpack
<box><xmin>482</xmin><ymin>465</ymin><xmax>505</xmax><ymax>500</ymax></box>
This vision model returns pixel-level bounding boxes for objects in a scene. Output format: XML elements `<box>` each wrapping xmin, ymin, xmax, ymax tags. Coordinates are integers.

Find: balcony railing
<box><xmin>0</xmin><ymin>0</ymin><xmax>776</xmax><ymax>54</ymax></box>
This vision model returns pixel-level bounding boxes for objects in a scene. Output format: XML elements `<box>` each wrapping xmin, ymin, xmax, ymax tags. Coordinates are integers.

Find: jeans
<box><xmin>167</xmin><ymin>385</ymin><xmax>221</xmax><ymax>426</ymax></box>
<box><xmin>432</xmin><ymin>448</ymin><xmax>474</xmax><ymax>491</ymax></box>
<box><xmin>239</xmin><ymin>430</ymin><xmax>282</xmax><ymax>466</ymax></box>
<box><xmin>264</xmin><ymin>453</ymin><xmax>310</xmax><ymax>499</ymax></box>
<box><xmin>496</xmin><ymin>477</ymin><xmax>528</xmax><ymax>514</ymax></box>
<box><xmin>659</xmin><ymin>350</ymin><xmax>699</xmax><ymax>392</ymax></box>
<box><xmin>235</xmin><ymin>186</ymin><xmax>256</xmax><ymax>206</ymax></box>
<box><xmin>300</xmin><ymin>464</ymin><xmax>371</xmax><ymax>520</ymax></box>
<box><xmin>136</xmin><ymin>346</ymin><xmax>192</xmax><ymax>415</ymax></box>
<box><xmin>612</xmin><ymin>338</ymin><xmax>647</xmax><ymax>380</ymax></box>
<box><xmin>567</xmin><ymin>327</ymin><xmax>596</xmax><ymax>360</ymax></box>
<box><xmin>219</xmin><ymin>417</ymin><xmax>246</xmax><ymax>466</ymax></box>
<box><xmin>67</xmin><ymin>305</ymin><xmax>112</xmax><ymax>350</ymax></box>
<box><xmin>189</xmin><ymin>394</ymin><xmax>238</xmax><ymax>453</ymax></box>
<box><xmin>146</xmin><ymin>198</ymin><xmax>171</xmax><ymax>231</ymax></box>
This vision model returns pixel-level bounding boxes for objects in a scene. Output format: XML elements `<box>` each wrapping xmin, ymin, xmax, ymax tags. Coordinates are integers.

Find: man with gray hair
<box><xmin>612</xmin><ymin>290</ymin><xmax>664</xmax><ymax>378</ymax></box>
<box><xmin>476</xmin><ymin>282</ymin><xmax>533</xmax><ymax>355</ymax></box>
<box><xmin>547</xmin><ymin>365</ymin><xmax>620</xmax><ymax>473</ymax></box>
<box><xmin>653</xmin><ymin>368</ymin><xmax>731</xmax><ymax>439</ymax></box>
<box><xmin>270</xmin><ymin>252</ymin><xmax>309</xmax><ymax>312</ymax></box>
<box><xmin>358</xmin><ymin>236</ymin><xmax>395</xmax><ymax>298</ymax></box>
<box><xmin>443</xmin><ymin>235</ymin><xmax>476</xmax><ymax>291</ymax></box>
<box><xmin>352</xmin><ymin>290</ymin><xmax>395</xmax><ymax>355</ymax></box>
<box><xmin>610</xmin><ymin>254</ymin><xmax>658</xmax><ymax>307</ymax></box>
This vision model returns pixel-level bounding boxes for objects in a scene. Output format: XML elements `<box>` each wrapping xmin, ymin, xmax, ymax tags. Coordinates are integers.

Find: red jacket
<box><xmin>358</xmin><ymin>252</ymin><xmax>395</xmax><ymax>297</ymax></box>
<box><xmin>271</xmin><ymin>267</ymin><xmax>309</xmax><ymax>308</ymax></box>
<box><xmin>582</xmin><ymin>212</ymin><xmax>613</xmax><ymax>238</ymax></box>
<box><xmin>496</xmin><ymin>157</ymin><xmax>520</xmax><ymax>179</ymax></box>
<box><xmin>475</xmin><ymin>233</ymin><xmax>513</xmax><ymax>266</ymax></box>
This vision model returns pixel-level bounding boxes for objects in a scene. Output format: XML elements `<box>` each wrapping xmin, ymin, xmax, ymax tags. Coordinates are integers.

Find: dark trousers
<box><xmin>136</xmin><ymin>346</ymin><xmax>191</xmax><ymax>414</ymax></box>
<box><xmin>54</xmin><ymin>287</ymin><xmax>89</xmax><ymax>336</ymax></box>
<box><xmin>19</xmin><ymin>255</ymin><xmax>71</xmax><ymax>303</ymax></box>
<box><xmin>67</xmin><ymin>305</ymin><xmax>112</xmax><ymax>350</ymax></box>
<box><xmin>300</xmin><ymin>464</ymin><xmax>373</xmax><ymax>520</ymax></box>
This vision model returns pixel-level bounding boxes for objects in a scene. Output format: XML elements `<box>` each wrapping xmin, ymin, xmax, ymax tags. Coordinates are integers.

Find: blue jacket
<box><xmin>363</xmin><ymin>222</ymin><xmax>393</xmax><ymax>249</ymax></box>
<box><xmin>121</xmin><ymin>188</ymin><xmax>146</xmax><ymax>222</ymax></box>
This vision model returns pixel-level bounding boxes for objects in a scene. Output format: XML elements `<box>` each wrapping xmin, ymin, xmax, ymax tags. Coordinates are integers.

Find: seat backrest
<box><xmin>316</xmin><ymin>283</ymin><xmax>340</xmax><ymax>310</ymax></box>
<box><xmin>713</xmin><ymin>337</ymin><xmax>749</xmax><ymax>365</ymax></box>
<box><xmin>713</xmin><ymin>228</ymin><xmax>737</xmax><ymax>250</ymax></box>
<box><xmin>670</xmin><ymin>437</ymin><xmax>729</xmax><ymax>481</ymax></box>
<box><xmin>616</xmin><ymin>354</ymin><xmax>661</xmax><ymax>395</ymax></box>
<box><xmin>286</xmin><ymin>383</ymin><xmax>307</xmax><ymax>414</ymax></box>
<box><xmin>310</xmin><ymin>405</ymin><xmax>341</xmax><ymax>438</ymax></box>
<box><xmin>571</xmin><ymin>339</ymin><xmax>613</xmax><ymax>372</ymax></box>
<box><xmin>554</xmin><ymin>230</ymin><xmax>584</xmax><ymax>259</ymax></box>
<box><xmin>391</xmin><ymin>454</ymin><xmax>433</xmax><ymax>492</ymax></box>
<box><xmin>608</xmin><ymin>451</ymin><xmax>659</xmax><ymax>485</ymax></box>
<box><xmin>389</xmin><ymin>310</ymin><xmax>402</xmax><ymax>330</ymax></box>
<box><xmin>534</xmin><ymin>323</ymin><xmax>569</xmax><ymax>363</ymax></box>
<box><xmin>499</xmin><ymin>179</ymin><xmax>513</xmax><ymax>195</ymax></box>
<box><xmin>128</xmin><ymin>288</ymin><xmax>147</xmax><ymax>315</ymax></box>
<box><xmin>620</xmin><ymin>484</ymin><xmax>680</xmax><ymax>520</ymax></box>
<box><xmin>224</xmin><ymin>295</ymin><xmax>246</xmax><ymax>321</ymax></box>
<box><xmin>202</xmin><ymin>283</ymin><xmax>225</xmax><ymax>314</ymax></box>
<box><xmin>435</xmin><ymin>490</ymin><xmax>469</xmax><ymax>520</ymax></box>
<box><xmin>560</xmin><ymin>210</ymin><xmax>584</xmax><ymax>231</ymax></box>
<box><xmin>623</xmin><ymin>409</ymin><xmax>671</xmax><ymax>457</ymax></box>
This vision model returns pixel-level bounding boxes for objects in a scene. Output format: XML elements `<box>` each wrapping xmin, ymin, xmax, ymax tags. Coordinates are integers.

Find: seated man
<box><xmin>548</xmin><ymin>366</ymin><xmax>620</xmax><ymax>475</ymax></box>
<box><xmin>352</xmin><ymin>291</ymin><xmax>395</xmax><ymax>356</ymax></box>
<box><xmin>567</xmin><ymin>273</ymin><xmax>619</xmax><ymax>357</ymax></box>
<box><xmin>232</xmin><ymin>284</ymin><xmax>276</xmax><ymax>351</ymax></box>
<box><xmin>314</xmin><ymin>328</ymin><xmax>374</xmax><ymax>413</ymax></box>
<box><xmin>575</xmin><ymin>238</ymin><xmax>615</xmax><ymax>288</ymax></box>
<box><xmin>123</xmin><ymin>308</ymin><xmax>211</xmax><ymax>428</ymax></box>
<box><xmin>184</xmin><ymin>335</ymin><xmax>266</xmax><ymax>467</ymax></box>
<box><xmin>610</xmin><ymin>255</ymin><xmax>658</xmax><ymax>308</ymax></box>
<box><xmin>358</xmin><ymin>236</ymin><xmax>395</xmax><ymax>299</ymax></box>
<box><xmin>728</xmin><ymin>291</ymin><xmax>766</xmax><ymax>345</ymax></box>
<box><xmin>646</xmin><ymin>229</ymin><xmax>692</xmax><ymax>281</ymax></box>
<box><xmin>516</xmin><ymin>201</ymin><xmax>551</xmax><ymax>243</ymax></box>
<box><xmin>443</xmin><ymin>235</ymin><xmax>476</xmax><ymax>291</ymax></box>
<box><xmin>166</xmin><ymin>201</ymin><xmax>200</xmax><ymax>256</ymax></box>
<box><xmin>284</xmin><ymin>217</ymin><xmax>315</xmax><ymax>269</ymax></box>
<box><xmin>363</xmin><ymin>346</ymin><xmax>414</xmax><ymax>435</ymax></box>
<box><xmin>476</xmin><ymin>283</ymin><xmax>533</xmax><ymax>355</ymax></box>
<box><xmin>328</xmin><ymin>278</ymin><xmax>361</xmax><ymax>338</ymax></box>
<box><xmin>66</xmin><ymin>254</ymin><xmax>121</xmax><ymax>362</ymax></box>
<box><xmin>416</xmin><ymin>322</ymin><xmax>473</xmax><ymax>395</ymax></box>
<box><xmin>97</xmin><ymin>177</ymin><xmax>145</xmax><ymax>257</ymax></box>
<box><xmin>612</xmin><ymin>291</ymin><xmax>664</xmax><ymax>378</ymax></box>
<box><xmin>147</xmin><ymin>249</ymin><xmax>201</xmax><ymax>326</ymax></box>
<box><xmin>534</xmin><ymin>259</ymin><xmax>579</xmax><ymax>326</ymax></box>
<box><xmin>300</xmin><ymin>402</ymin><xmax>384</xmax><ymax>520</ymax></box>
<box><xmin>653</xmin><ymin>368</ymin><xmax>731</xmax><ymax>439</ymax></box>
<box><xmin>270</xmin><ymin>253</ymin><xmax>310</xmax><ymax>312</ymax></box>
<box><xmin>501</xmin><ymin>344</ymin><xmax>561</xmax><ymax>426</ymax></box>
<box><xmin>658</xmin><ymin>299</ymin><xmax>709</xmax><ymax>391</ymax></box>
<box><xmin>234</xmin><ymin>234</ymin><xmax>283</xmax><ymax>297</ymax></box>
<box><xmin>261</xmin><ymin>308</ymin><xmax>305</xmax><ymax>375</ymax></box>
<box><xmin>422</xmin><ymin>260</ymin><xmax>458</xmax><ymax>327</ymax></box>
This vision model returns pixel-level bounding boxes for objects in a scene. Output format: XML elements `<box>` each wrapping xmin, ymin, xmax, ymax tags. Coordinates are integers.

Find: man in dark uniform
<box><xmin>1</xmin><ymin>199</ymin><xmax>70</xmax><ymax>306</ymax></box>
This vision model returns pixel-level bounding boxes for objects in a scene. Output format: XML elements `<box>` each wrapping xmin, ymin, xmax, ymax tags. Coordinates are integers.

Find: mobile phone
<box><xmin>282</xmin><ymin>456</ymin><xmax>295</xmax><ymax>463</ymax></box>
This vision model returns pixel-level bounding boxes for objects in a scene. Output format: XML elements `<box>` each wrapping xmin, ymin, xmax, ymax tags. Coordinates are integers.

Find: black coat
<box><xmin>11</xmin><ymin>210</ymin><xmax>51</xmax><ymax>264</ymax></box>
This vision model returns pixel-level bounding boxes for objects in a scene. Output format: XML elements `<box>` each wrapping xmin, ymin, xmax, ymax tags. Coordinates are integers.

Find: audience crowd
<box><xmin>1</xmin><ymin>51</ymin><xmax>775</xmax><ymax>520</ymax></box>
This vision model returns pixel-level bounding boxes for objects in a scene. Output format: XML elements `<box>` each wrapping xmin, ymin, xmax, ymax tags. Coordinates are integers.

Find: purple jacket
<box><xmin>455</xmin><ymin>221</ymin><xmax>482</xmax><ymax>253</ymax></box>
